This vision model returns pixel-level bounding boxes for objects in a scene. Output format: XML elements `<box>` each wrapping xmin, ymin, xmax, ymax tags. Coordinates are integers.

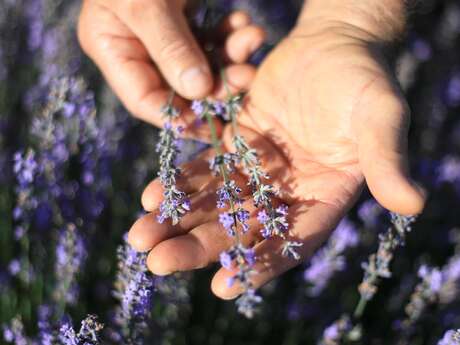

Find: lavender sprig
<box><xmin>221</xmin><ymin>72</ymin><xmax>302</xmax><ymax>259</ymax></box>
<box><xmin>156</xmin><ymin>93</ymin><xmax>190</xmax><ymax>225</ymax></box>
<box><xmin>438</xmin><ymin>329</ymin><xmax>460</xmax><ymax>345</ymax></box>
<box><xmin>113</xmin><ymin>235</ymin><xmax>155</xmax><ymax>343</ymax></box>
<box><xmin>59</xmin><ymin>315</ymin><xmax>103</xmax><ymax>345</ymax></box>
<box><xmin>354</xmin><ymin>213</ymin><xmax>416</xmax><ymax>318</ymax></box>
<box><xmin>318</xmin><ymin>315</ymin><xmax>354</xmax><ymax>345</ymax></box>
<box><xmin>304</xmin><ymin>218</ymin><xmax>359</xmax><ymax>296</ymax></box>
<box><xmin>192</xmin><ymin>98</ymin><xmax>261</xmax><ymax>318</ymax></box>
<box><xmin>401</xmin><ymin>252</ymin><xmax>460</xmax><ymax>333</ymax></box>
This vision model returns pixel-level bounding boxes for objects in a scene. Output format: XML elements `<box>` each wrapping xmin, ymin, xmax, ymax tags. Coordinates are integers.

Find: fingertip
<box><xmin>147</xmin><ymin>235</ymin><xmax>207</xmax><ymax>275</ymax></box>
<box><xmin>228</xmin><ymin>11</ymin><xmax>251</xmax><ymax>29</ymax></box>
<box><xmin>211</xmin><ymin>269</ymin><xmax>242</xmax><ymax>300</ymax></box>
<box><xmin>225</xmin><ymin>25</ymin><xmax>266</xmax><ymax>64</ymax></box>
<box><xmin>141</xmin><ymin>180</ymin><xmax>163</xmax><ymax>211</ymax></box>
<box><xmin>147</xmin><ymin>248</ymin><xmax>174</xmax><ymax>276</ymax></box>
<box><xmin>127</xmin><ymin>215</ymin><xmax>155</xmax><ymax>252</ymax></box>
<box><xmin>368</xmin><ymin>175</ymin><xmax>427</xmax><ymax>216</ymax></box>
<box><xmin>218</xmin><ymin>11</ymin><xmax>251</xmax><ymax>35</ymax></box>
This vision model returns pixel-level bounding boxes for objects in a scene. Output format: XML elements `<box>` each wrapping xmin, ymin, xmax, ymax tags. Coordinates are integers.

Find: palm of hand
<box><xmin>129</xmin><ymin>25</ymin><xmax>424</xmax><ymax>300</ymax></box>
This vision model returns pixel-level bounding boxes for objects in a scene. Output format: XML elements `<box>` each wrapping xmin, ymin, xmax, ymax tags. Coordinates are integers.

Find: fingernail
<box><xmin>179</xmin><ymin>66</ymin><xmax>211</xmax><ymax>98</ymax></box>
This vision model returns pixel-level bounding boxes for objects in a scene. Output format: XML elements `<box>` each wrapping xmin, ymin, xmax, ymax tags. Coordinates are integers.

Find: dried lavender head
<box><xmin>358</xmin><ymin>213</ymin><xmax>416</xmax><ymax>302</ymax></box>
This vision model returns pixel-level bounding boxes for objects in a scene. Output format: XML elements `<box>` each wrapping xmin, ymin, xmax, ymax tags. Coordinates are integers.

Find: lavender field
<box><xmin>0</xmin><ymin>0</ymin><xmax>460</xmax><ymax>344</ymax></box>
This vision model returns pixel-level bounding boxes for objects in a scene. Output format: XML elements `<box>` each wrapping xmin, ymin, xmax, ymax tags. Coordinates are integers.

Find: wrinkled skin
<box><xmin>128</xmin><ymin>20</ymin><xmax>425</xmax><ymax>300</ymax></box>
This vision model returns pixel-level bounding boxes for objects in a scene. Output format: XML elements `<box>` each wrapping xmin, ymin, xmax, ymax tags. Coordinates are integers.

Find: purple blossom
<box><xmin>319</xmin><ymin>316</ymin><xmax>352</xmax><ymax>345</ymax></box>
<box><xmin>235</xmin><ymin>289</ymin><xmax>262</xmax><ymax>319</ymax></box>
<box><xmin>209</xmin><ymin>153</ymin><xmax>239</xmax><ymax>176</ymax></box>
<box><xmin>54</xmin><ymin>224</ymin><xmax>87</xmax><ymax>305</ymax></box>
<box><xmin>216</xmin><ymin>180</ymin><xmax>243</xmax><ymax>208</ymax></box>
<box><xmin>258</xmin><ymin>205</ymin><xmax>289</xmax><ymax>238</ymax></box>
<box><xmin>191</xmin><ymin>99</ymin><xmax>206</xmax><ymax>118</ymax></box>
<box><xmin>438</xmin><ymin>329</ymin><xmax>460</xmax><ymax>345</ymax></box>
<box><xmin>7</xmin><ymin>260</ymin><xmax>20</xmax><ymax>276</ymax></box>
<box><xmin>156</xmin><ymin>102</ymin><xmax>190</xmax><ymax>225</ymax></box>
<box><xmin>13</xmin><ymin>150</ymin><xmax>38</xmax><ymax>188</ymax></box>
<box><xmin>219</xmin><ymin>212</ymin><xmax>236</xmax><ymax>236</ymax></box>
<box><xmin>113</xmin><ymin>235</ymin><xmax>155</xmax><ymax>342</ymax></box>
<box><xmin>418</xmin><ymin>265</ymin><xmax>443</xmax><ymax>293</ymax></box>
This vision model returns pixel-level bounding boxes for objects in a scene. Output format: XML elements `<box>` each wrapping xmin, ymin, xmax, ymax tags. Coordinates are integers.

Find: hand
<box><xmin>78</xmin><ymin>0</ymin><xmax>265</xmax><ymax>138</ymax></box>
<box><xmin>128</xmin><ymin>12</ymin><xmax>426</xmax><ymax>299</ymax></box>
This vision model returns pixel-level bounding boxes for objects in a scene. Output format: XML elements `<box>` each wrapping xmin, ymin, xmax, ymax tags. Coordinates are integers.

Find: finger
<box><xmin>211</xmin><ymin>201</ymin><xmax>345</xmax><ymax>300</ymax></box>
<box><xmin>119</xmin><ymin>0</ymin><xmax>213</xmax><ymax>99</ymax></box>
<box><xmin>78</xmin><ymin>2</ymin><xmax>166</xmax><ymax>125</ymax></box>
<box><xmin>211</xmin><ymin>64</ymin><xmax>257</xmax><ymax>99</ymax></box>
<box><xmin>133</xmin><ymin>174</ymin><xmax>251</xmax><ymax>251</ymax></box>
<box><xmin>217</xmin><ymin>11</ymin><xmax>251</xmax><ymax>36</ymax></box>
<box><xmin>357</xmin><ymin>91</ymin><xmax>426</xmax><ymax>216</ymax></box>
<box><xmin>223</xmin><ymin>25</ymin><xmax>266</xmax><ymax>64</ymax></box>
<box><xmin>146</xmin><ymin>200</ymin><xmax>265</xmax><ymax>275</ymax></box>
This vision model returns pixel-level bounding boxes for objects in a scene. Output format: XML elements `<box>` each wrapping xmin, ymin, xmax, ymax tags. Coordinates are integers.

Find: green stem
<box><xmin>353</xmin><ymin>274</ymin><xmax>378</xmax><ymax>319</ymax></box>
<box><xmin>219</xmin><ymin>68</ymin><xmax>240</xmax><ymax>137</ymax></box>
<box><xmin>204</xmin><ymin>111</ymin><xmax>240</xmax><ymax>242</ymax></box>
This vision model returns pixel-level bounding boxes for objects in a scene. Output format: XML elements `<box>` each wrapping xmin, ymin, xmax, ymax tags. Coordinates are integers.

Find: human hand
<box><xmin>128</xmin><ymin>1</ymin><xmax>426</xmax><ymax>300</ymax></box>
<box><xmin>78</xmin><ymin>1</ymin><xmax>265</xmax><ymax>138</ymax></box>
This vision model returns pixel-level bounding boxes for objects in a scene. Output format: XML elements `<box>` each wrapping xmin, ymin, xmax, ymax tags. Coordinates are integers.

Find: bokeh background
<box><xmin>0</xmin><ymin>0</ymin><xmax>460</xmax><ymax>344</ymax></box>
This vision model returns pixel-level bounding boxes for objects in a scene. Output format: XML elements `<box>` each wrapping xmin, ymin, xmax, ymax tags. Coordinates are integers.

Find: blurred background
<box><xmin>0</xmin><ymin>0</ymin><xmax>459</xmax><ymax>344</ymax></box>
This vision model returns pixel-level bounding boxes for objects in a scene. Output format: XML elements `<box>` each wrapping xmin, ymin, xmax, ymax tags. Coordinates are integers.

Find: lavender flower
<box><xmin>156</xmin><ymin>100</ymin><xmax>190</xmax><ymax>225</ymax></box>
<box><xmin>403</xmin><ymin>254</ymin><xmax>460</xmax><ymax>330</ymax></box>
<box><xmin>54</xmin><ymin>224</ymin><xmax>87</xmax><ymax>306</ymax></box>
<box><xmin>235</xmin><ymin>289</ymin><xmax>262</xmax><ymax>319</ymax></box>
<box><xmin>3</xmin><ymin>318</ymin><xmax>28</xmax><ymax>345</ymax></box>
<box><xmin>318</xmin><ymin>315</ymin><xmax>353</xmax><ymax>345</ymax></box>
<box><xmin>354</xmin><ymin>214</ymin><xmax>416</xmax><ymax>319</ymax></box>
<box><xmin>358</xmin><ymin>214</ymin><xmax>415</xmax><ymax>304</ymax></box>
<box><xmin>191</xmin><ymin>99</ymin><xmax>229</xmax><ymax>120</ymax></box>
<box><xmin>438</xmin><ymin>329</ymin><xmax>460</xmax><ymax>345</ymax></box>
<box><xmin>233</xmin><ymin>134</ymin><xmax>302</xmax><ymax>259</ymax></box>
<box><xmin>59</xmin><ymin>315</ymin><xmax>103</xmax><ymax>345</ymax></box>
<box><xmin>113</xmin><ymin>235</ymin><xmax>155</xmax><ymax>343</ymax></box>
<box><xmin>303</xmin><ymin>218</ymin><xmax>359</xmax><ymax>296</ymax></box>
<box><xmin>209</xmin><ymin>153</ymin><xmax>239</xmax><ymax>176</ymax></box>
<box><xmin>216</xmin><ymin>180</ymin><xmax>243</xmax><ymax>208</ymax></box>
<box><xmin>196</xmin><ymin>96</ymin><xmax>261</xmax><ymax>318</ymax></box>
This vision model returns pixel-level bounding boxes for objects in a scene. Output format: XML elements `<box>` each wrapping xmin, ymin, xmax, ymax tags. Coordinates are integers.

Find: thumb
<box><xmin>358</xmin><ymin>92</ymin><xmax>426</xmax><ymax>216</ymax></box>
<box><xmin>120</xmin><ymin>0</ymin><xmax>213</xmax><ymax>99</ymax></box>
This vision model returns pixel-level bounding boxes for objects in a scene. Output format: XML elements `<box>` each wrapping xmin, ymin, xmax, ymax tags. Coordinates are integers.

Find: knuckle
<box><xmin>158</xmin><ymin>38</ymin><xmax>194</xmax><ymax>65</ymax></box>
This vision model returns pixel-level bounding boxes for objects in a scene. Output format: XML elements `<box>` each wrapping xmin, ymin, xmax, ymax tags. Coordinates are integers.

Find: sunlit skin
<box><xmin>79</xmin><ymin>1</ymin><xmax>426</xmax><ymax>300</ymax></box>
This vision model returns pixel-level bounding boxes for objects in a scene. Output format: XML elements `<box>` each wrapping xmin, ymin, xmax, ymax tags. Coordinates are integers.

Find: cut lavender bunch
<box><xmin>220</xmin><ymin>76</ymin><xmax>302</xmax><ymax>260</ymax></box>
<box><xmin>192</xmin><ymin>98</ymin><xmax>261</xmax><ymax>318</ymax></box>
<box><xmin>156</xmin><ymin>93</ymin><xmax>190</xmax><ymax>225</ymax></box>
<box><xmin>354</xmin><ymin>213</ymin><xmax>416</xmax><ymax>318</ymax></box>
